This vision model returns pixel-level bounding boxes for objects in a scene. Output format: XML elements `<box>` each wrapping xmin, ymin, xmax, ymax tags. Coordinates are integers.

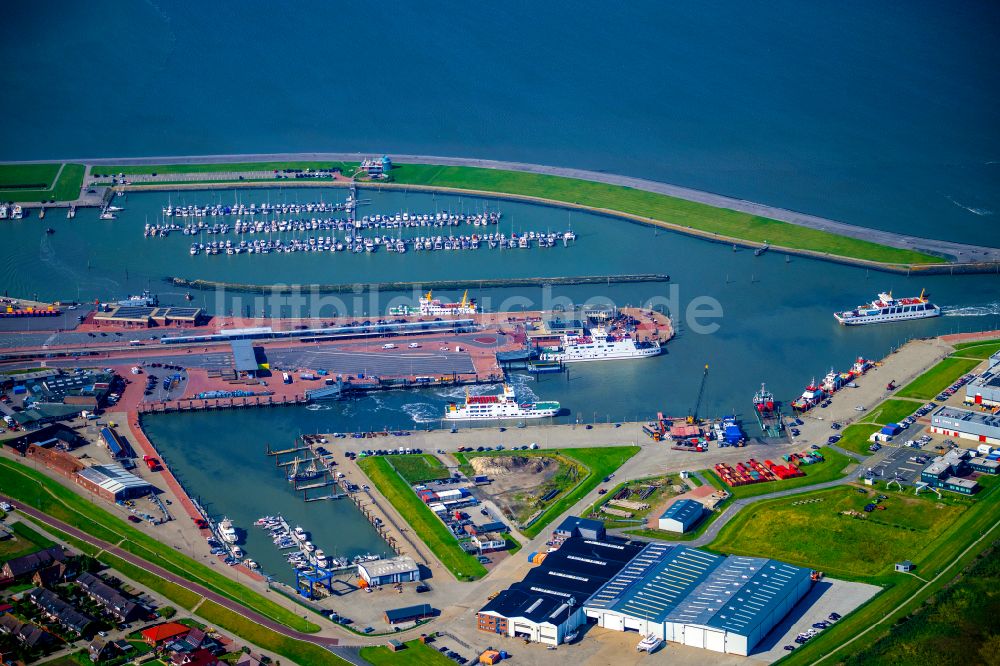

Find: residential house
<box><xmin>76</xmin><ymin>572</ymin><xmax>143</xmax><ymax>622</ymax></box>
<box><xmin>27</xmin><ymin>587</ymin><xmax>94</xmax><ymax>636</ymax></box>
<box><xmin>0</xmin><ymin>546</ymin><xmax>66</xmax><ymax>580</ymax></box>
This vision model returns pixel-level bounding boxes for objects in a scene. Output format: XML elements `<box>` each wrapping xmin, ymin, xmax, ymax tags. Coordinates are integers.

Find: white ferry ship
<box><xmin>834</xmin><ymin>290</ymin><xmax>940</xmax><ymax>326</ymax></box>
<box><xmin>540</xmin><ymin>326</ymin><xmax>661</xmax><ymax>363</ymax></box>
<box><xmin>444</xmin><ymin>384</ymin><xmax>560</xmax><ymax>421</ymax></box>
<box><xmin>389</xmin><ymin>290</ymin><xmax>477</xmax><ymax>317</ymax></box>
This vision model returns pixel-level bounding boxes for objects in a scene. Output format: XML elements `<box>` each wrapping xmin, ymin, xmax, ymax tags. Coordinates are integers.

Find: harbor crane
<box><xmin>687</xmin><ymin>364</ymin><xmax>709</xmax><ymax>424</ymax></box>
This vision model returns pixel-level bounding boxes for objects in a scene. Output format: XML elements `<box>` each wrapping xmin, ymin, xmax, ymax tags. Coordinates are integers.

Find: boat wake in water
<box><xmin>945</xmin><ymin>195</ymin><xmax>994</xmax><ymax>216</ymax></box>
<box><xmin>401</xmin><ymin>402</ymin><xmax>439</xmax><ymax>423</ymax></box>
<box><xmin>942</xmin><ymin>302</ymin><xmax>1000</xmax><ymax>317</ymax></box>
<box><xmin>305</xmin><ymin>403</ymin><xmax>332</xmax><ymax>411</ymax></box>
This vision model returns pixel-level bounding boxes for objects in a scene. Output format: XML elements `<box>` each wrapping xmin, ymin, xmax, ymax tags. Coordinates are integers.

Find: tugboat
<box><xmin>753</xmin><ymin>383</ymin><xmax>784</xmax><ymax>437</ymax></box>
<box><xmin>791</xmin><ymin>380</ymin><xmax>826</xmax><ymax>412</ymax></box>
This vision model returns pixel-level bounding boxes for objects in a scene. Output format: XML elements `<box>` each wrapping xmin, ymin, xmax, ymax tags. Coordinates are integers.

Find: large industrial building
<box><xmin>477</xmin><ymin>536</ymin><xmax>645</xmax><ymax>645</ymax></box>
<box><xmin>583</xmin><ymin>543</ymin><xmax>813</xmax><ymax>656</ymax></box>
<box><xmin>965</xmin><ymin>366</ymin><xmax>1000</xmax><ymax>408</ymax></box>
<box><xmin>357</xmin><ymin>556</ymin><xmax>420</xmax><ymax>587</ymax></box>
<box><xmin>478</xmin><ymin>527</ymin><xmax>814</xmax><ymax>655</ymax></box>
<box><xmin>930</xmin><ymin>406</ymin><xmax>1000</xmax><ymax>447</ymax></box>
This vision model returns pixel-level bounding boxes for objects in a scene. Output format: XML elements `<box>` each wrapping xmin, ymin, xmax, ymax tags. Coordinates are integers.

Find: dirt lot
<box><xmin>468</xmin><ymin>455</ymin><xmax>566</xmax><ymax>523</ymax></box>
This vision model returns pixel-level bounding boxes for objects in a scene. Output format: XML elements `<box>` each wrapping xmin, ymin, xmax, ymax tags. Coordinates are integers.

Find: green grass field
<box><xmin>0</xmin><ymin>163</ymin><xmax>84</xmax><ymax>202</ymax></box>
<box><xmin>386</xmin><ymin>454</ymin><xmax>450</xmax><ymax>484</ymax></box>
<box><xmin>384</xmin><ymin>163</ymin><xmax>942</xmax><ymax>265</ymax></box>
<box><xmin>358</xmin><ymin>456</ymin><xmax>487</xmax><ymax>580</ymax></box>
<box><xmin>781</xmin><ymin>476</ymin><xmax>1000</xmax><ymax>665</ymax></box>
<box><xmin>843</xmin><ymin>543</ymin><xmax>1000</xmax><ymax>666</ymax></box>
<box><xmin>94</xmin><ymin>161</ymin><xmax>357</xmax><ymax>176</ymax></box>
<box><xmin>0</xmin><ymin>164</ymin><xmax>61</xmax><ymax>188</ymax></box>
<box><xmin>195</xmin><ymin>600</ymin><xmax>350</xmax><ymax>666</ymax></box>
<box><xmin>951</xmin><ymin>338</ymin><xmax>1000</xmax><ymax>360</ymax></box>
<box><xmin>0</xmin><ymin>458</ymin><xmax>319</xmax><ymax>632</ymax></box>
<box><xmin>837</xmin><ymin>423</ymin><xmax>883</xmax><ymax>455</ymax></box>
<box><xmin>704</xmin><ymin>447</ymin><xmax>853</xmax><ymax>500</ymax></box>
<box><xmin>453</xmin><ymin>446</ymin><xmax>641</xmax><ymax>537</ymax></box>
<box><xmin>896</xmin><ymin>356</ymin><xmax>981</xmax><ymax>399</ymax></box>
<box><xmin>710</xmin><ymin>485</ymin><xmax>967</xmax><ymax>577</ymax></box>
<box><xmin>359</xmin><ymin>638</ymin><xmax>457</xmax><ymax>666</ymax></box>
<box><xmin>865</xmin><ymin>398</ymin><xmax>922</xmax><ymax>425</ymax></box>
<box><xmin>0</xmin><ymin>520</ymin><xmax>56</xmax><ymax>559</ymax></box>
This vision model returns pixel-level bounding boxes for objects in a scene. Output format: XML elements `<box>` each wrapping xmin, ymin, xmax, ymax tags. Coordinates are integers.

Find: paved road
<box><xmin>0</xmin><ymin>493</ymin><xmax>341</xmax><ymax>649</ymax></box>
<box><xmin>13</xmin><ymin>151</ymin><xmax>998</xmax><ymax>262</ymax></box>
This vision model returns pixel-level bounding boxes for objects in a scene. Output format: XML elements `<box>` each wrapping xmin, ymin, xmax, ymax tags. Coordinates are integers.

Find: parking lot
<box><xmin>752</xmin><ymin>578</ymin><xmax>882</xmax><ymax>661</ymax></box>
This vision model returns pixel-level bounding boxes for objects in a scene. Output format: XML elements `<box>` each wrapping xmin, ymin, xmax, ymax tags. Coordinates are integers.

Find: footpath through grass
<box><xmin>703</xmin><ymin>446</ymin><xmax>852</xmax><ymax>500</ymax></box>
<box><xmin>195</xmin><ymin>599</ymin><xmax>350</xmax><ymax>666</ymax></box>
<box><xmin>384</xmin><ymin>163</ymin><xmax>942</xmax><ymax>265</ymax></box>
<box><xmin>358</xmin><ymin>456</ymin><xmax>487</xmax><ymax>580</ymax></box>
<box><xmin>843</xmin><ymin>541</ymin><xmax>1000</xmax><ymax>665</ymax></box>
<box><xmin>951</xmin><ymin>337</ymin><xmax>1000</xmax><ymax>360</ymax></box>
<box><xmin>782</xmin><ymin>476</ymin><xmax>1000</xmax><ymax>665</ymax></box>
<box><xmin>0</xmin><ymin>457</ymin><xmax>320</xmax><ymax>632</ymax></box>
<box><xmin>710</xmin><ymin>485</ymin><xmax>968</xmax><ymax>577</ymax></box>
<box><xmin>864</xmin><ymin>398</ymin><xmax>924</xmax><ymax>426</ymax></box>
<box><xmin>0</xmin><ymin>163</ymin><xmax>84</xmax><ymax>202</ymax></box>
<box><xmin>94</xmin><ymin>161</ymin><xmax>357</xmax><ymax>176</ymax></box>
<box><xmin>896</xmin><ymin>356</ymin><xmax>981</xmax><ymax>400</ymax></box>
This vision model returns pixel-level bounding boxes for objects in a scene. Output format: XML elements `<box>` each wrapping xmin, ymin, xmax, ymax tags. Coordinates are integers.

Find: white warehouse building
<box><xmin>583</xmin><ymin>543</ymin><xmax>813</xmax><ymax>656</ymax></box>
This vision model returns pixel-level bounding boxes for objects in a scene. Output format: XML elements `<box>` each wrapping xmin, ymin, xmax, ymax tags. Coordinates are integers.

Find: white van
<box><xmin>408</xmin><ymin>343</ymin><xmax>420</xmax><ymax>349</ymax></box>
<box><xmin>383</xmin><ymin>343</ymin><xmax>396</xmax><ymax>350</ymax></box>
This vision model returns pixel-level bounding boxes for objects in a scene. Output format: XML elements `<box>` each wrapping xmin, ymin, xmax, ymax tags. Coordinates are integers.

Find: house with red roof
<box><xmin>141</xmin><ymin>622</ymin><xmax>190</xmax><ymax>646</ymax></box>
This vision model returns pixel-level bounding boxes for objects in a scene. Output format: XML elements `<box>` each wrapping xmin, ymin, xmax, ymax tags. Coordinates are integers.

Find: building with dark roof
<box><xmin>583</xmin><ymin>543</ymin><xmax>813</xmax><ymax>656</ymax></box>
<box><xmin>552</xmin><ymin>516</ymin><xmax>606</xmax><ymax>541</ymax></box>
<box><xmin>27</xmin><ymin>587</ymin><xmax>95</xmax><ymax>636</ymax></box>
<box><xmin>0</xmin><ymin>615</ymin><xmax>54</xmax><ymax>649</ymax></box>
<box><xmin>657</xmin><ymin>499</ymin><xmax>705</xmax><ymax>533</ymax></box>
<box><xmin>1</xmin><ymin>546</ymin><xmax>66</xmax><ymax>579</ymax></box>
<box><xmin>383</xmin><ymin>604</ymin><xmax>436</xmax><ymax>625</ymax></box>
<box><xmin>76</xmin><ymin>573</ymin><xmax>143</xmax><ymax>622</ymax></box>
<box><xmin>477</xmin><ymin>536</ymin><xmax>645</xmax><ymax>646</ymax></box>
<box><xmin>230</xmin><ymin>340</ymin><xmax>260</xmax><ymax>377</ymax></box>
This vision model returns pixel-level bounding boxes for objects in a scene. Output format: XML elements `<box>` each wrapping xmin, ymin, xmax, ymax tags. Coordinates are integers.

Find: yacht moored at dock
<box><xmin>834</xmin><ymin>290</ymin><xmax>940</xmax><ymax>325</ymax></box>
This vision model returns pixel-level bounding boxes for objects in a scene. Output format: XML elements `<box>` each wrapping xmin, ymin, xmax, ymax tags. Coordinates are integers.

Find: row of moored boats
<box><xmin>163</xmin><ymin>201</ymin><xmax>349</xmax><ymax>217</ymax></box>
<box><xmin>144</xmin><ymin>211</ymin><xmax>503</xmax><ymax>237</ymax></box>
<box><xmin>255</xmin><ymin>515</ymin><xmax>381</xmax><ymax>575</ymax></box>
<box><xmin>184</xmin><ymin>230</ymin><xmax>576</xmax><ymax>255</ymax></box>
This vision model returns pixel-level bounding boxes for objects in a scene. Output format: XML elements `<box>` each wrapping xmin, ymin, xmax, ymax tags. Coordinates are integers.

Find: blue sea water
<box><xmin>1</xmin><ymin>1</ymin><xmax>997</xmax><ymax>246</ymax></box>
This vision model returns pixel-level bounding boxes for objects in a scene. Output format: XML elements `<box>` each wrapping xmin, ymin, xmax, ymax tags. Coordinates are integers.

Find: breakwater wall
<box><xmin>166</xmin><ymin>273</ymin><xmax>671</xmax><ymax>294</ymax></box>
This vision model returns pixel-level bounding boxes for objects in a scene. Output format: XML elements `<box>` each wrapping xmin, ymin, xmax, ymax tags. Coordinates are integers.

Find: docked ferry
<box><xmin>834</xmin><ymin>290</ymin><xmax>940</xmax><ymax>325</ymax></box>
<box><xmin>444</xmin><ymin>384</ymin><xmax>560</xmax><ymax>421</ymax></box>
<box><xmin>389</xmin><ymin>289</ymin><xmax>477</xmax><ymax>317</ymax></box>
<box><xmin>540</xmin><ymin>327</ymin><xmax>661</xmax><ymax>363</ymax></box>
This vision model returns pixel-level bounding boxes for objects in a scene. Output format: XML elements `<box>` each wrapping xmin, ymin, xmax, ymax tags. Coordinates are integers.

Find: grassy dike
<box><xmin>0</xmin><ymin>458</ymin><xmax>320</xmax><ymax>633</ymax></box>
<box><xmin>0</xmin><ymin>163</ymin><xmax>85</xmax><ymax>202</ymax></box>
<box><xmin>358</xmin><ymin>456</ymin><xmax>488</xmax><ymax>580</ymax></box>
<box><xmin>96</xmin><ymin>159</ymin><xmax>941</xmax><ymax>265</ymax></box>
